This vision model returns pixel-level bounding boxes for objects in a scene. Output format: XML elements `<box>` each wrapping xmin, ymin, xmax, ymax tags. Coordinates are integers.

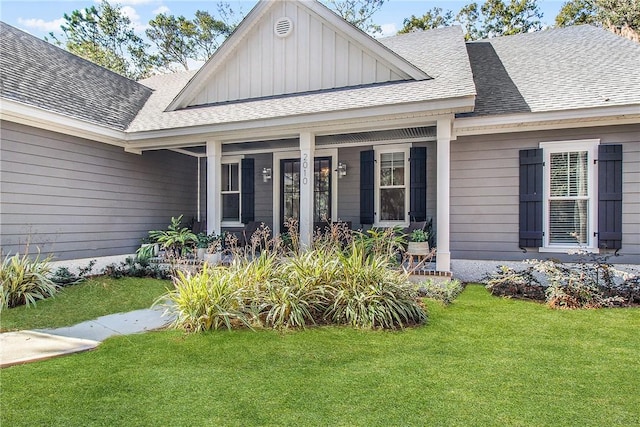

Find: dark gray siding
<box><xmin>451</xmin><ymin>124</ymin><xmax>640</xmax><ymax>264</ymax></box>
<box><xmin>0</xmin><ymin>121</ymin><xmax>198</xmax><ymax>260</ymax></box>
<box><xmin>253</xmin><ymin>153</ymin><xmax>274</xmax><ymax>228</ymax></box>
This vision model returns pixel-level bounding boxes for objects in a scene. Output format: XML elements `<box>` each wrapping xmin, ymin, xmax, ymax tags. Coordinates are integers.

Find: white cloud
<box><xmin>17</xmin><ymin>17</ymin><xmax>65</xmax><ymax>33</ymax></box>
<box><xmin>380</xmin><ymin>23</ymin><xmax>397</xmax><ymax>37</ymax></box>
<box><xmin>121</xmin><ymin>6</ymin><xmax>148</xmax><ymax>32</ymax></box>
<box><xmin>152</xmin><ymin>6</ymin><xmax>171</xmax><ymax>15</ymax></box>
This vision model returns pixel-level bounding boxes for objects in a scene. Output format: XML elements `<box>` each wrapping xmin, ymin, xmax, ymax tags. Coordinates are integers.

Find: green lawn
<box><xmin>0</xmin><ymin>277</ymin><xmax>170</xmax><ymax>331</ymax></box>
<box><xmin>2</xmin><ymin>285</ymin><xmax>639</xmax><ymax>426</ymax></box>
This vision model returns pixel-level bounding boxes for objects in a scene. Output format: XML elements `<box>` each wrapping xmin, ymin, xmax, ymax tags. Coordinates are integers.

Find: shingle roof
<box><xmin>0</xmin><ymin>22</ymin><xmax>152</xmax><ymax>130</ymax></box>
<box><xmin>127</xmin><ymin>26</ymin><xmax>476</xmax><ymax>133</ymax></box>
<box><xmin>464</xmin><ymin>25</ymin><xmax>640</xmax><ymax>117</ymax></box>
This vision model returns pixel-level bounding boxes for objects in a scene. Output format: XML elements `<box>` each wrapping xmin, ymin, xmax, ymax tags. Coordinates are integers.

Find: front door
<box><xmin>280</xmin><ymin>157</ymin><xmax>332</xmax><ymax>230</ymax></box>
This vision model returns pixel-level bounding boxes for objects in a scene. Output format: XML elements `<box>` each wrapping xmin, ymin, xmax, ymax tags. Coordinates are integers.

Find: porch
<box><xmin>184</xmin><ymin>119</ymin><xmax>454</xmax><ymax>273</ymax></box>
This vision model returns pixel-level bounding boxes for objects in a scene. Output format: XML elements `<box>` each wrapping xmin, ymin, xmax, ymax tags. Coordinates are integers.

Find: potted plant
<box><xmin>203</xmin><ymin>233</ymin><xmax>222</xmax><ymax>265</ymax></box>
<box><xmin>195</xmin><ymin>233</ymin><xmax>209</xmax><ymax>260</ymax></box>
<box><xmin>149</xmin><ymin>215</ymin><xmax>197</xmax><ymax>259</ymax></box>
<box><xmin>407</xmin><ymin>229</ymin><xmax>430</xmax><ymax>255</ymax></box>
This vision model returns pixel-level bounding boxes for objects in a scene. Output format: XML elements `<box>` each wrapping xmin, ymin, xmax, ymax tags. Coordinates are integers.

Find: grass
<box><xmin>2</xmin><ymin>285</ymin><xmax>639</xmax><ymax>426</ymax></box>
<box><xmin>0</xmin><ymin>277</ymin><xmax>170</xmax><ymax>331</ymax></box>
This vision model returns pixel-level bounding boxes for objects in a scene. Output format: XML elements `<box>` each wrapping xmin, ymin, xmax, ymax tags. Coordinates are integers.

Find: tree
<box><xmin>555</xmin><ymin>0</ymin><xmax>598</xmax><ymax>26</ymax></box>
<box><xmin>398</xmin><ymin>7</ymin><xmax>455</xmax><ymax>33</ymax></box>
<box><xmin>401</xmin><ymin>0</ymin><xmax>543</xmax><ymax>40</ymax></box>
<box><xmin>480</xmin><ymin>0</ymin><xmax>543</xmax><ymax>38</ymax></box>
<box><xmin>555</xmin><ymin>0</ymin><xmax>639</xmax><ymax>42</ymax></box>
<box><xmin>193</xmin><ymin>10</ymin><xmax>233</xmax><ymax>61</ymax></box>
<box><xmin>48</xmin><ymin>0</ymin><xmax>153</xmax><ymax>80</ymax></box>
<box><xmin>146</xmin><ymin>14</ymin><xmax>197</xmax><ymax>71</ymax></box>
<box><xmin>323</xmin><ymin>0</ymin><xmax>387</xmax><ymax>34</ymax></box>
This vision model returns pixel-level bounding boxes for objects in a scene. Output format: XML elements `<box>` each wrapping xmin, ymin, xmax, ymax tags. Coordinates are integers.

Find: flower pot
<box><xmin>203</xmin><ymin>253</ymin><xmax>220</xmax><ymax>265</ymax></box>
<box><xmin>196</xmin><ymin>248</ymin><xmax>206</xmax><ymax>260</ymax></box>
<box><xmin>407</xmin><ymin>241</ymin><xmax>430</xmax><ymax>255</ymax></box>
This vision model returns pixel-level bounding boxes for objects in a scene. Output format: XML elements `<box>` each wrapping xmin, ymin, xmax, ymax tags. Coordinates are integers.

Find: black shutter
<box><xmin>409</xmin><ymin>147</ymin><xmax>427</xmax><ymax>222</ymax></box>
<box><xmin>360</xmin><ymin>150</ymin><xmax>375</xmax><ymax>225</ymax></box>
<box><xmin>241</xmin><ymin>158</ymin><xmax>255</xmax><ymax>224</ymax></box>
<box><xmin>598</xmin><ymin>144</ymin><xmax>623</xmax><ymax>250</ymax></box>
<box><xmin>519</xmin><ymin>149</ymin><xmax>543</xmax><ymax>247</ymax></box>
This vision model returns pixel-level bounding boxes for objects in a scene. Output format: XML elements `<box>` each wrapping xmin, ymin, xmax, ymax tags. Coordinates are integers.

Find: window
<box><xmin>221</xmin><ymin>161</ymin><xmax>240</xmax><ymax>224</ymax></box>
<box><xmin>541</xmin><ymin>140</ymin><xmax>598</xmax><ymax>250</ymax></box>
<box><xmin>375</xmin><ymin>146</ymin><xmax>410</xmax><ymax>226</ymax></box>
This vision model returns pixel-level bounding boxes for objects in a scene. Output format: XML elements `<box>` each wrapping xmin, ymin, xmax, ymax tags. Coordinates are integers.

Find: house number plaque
<box><xmin>302</xmin><ymin>153</ymin><xmax>309</xmax><ymax>185</ymax></box>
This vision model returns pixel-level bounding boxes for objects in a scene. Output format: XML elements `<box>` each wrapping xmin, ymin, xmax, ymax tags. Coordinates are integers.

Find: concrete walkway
<box><xmin>0</xmin><ymin>306</ymin><xmax>174</xmax><ymax>368</ymax></box>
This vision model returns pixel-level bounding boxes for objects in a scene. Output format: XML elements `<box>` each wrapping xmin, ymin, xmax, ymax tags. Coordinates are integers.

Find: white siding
<box><xmin>190</xmin><ymin>2</ymin><xmax>410</xmax><ymax>106</ymax></box>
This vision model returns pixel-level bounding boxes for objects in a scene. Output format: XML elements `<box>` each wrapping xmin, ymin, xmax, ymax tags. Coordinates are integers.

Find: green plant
<box><xmin>353</xmin><ymin>227</ymin><xmax>406</xmax><ymax>264</ymax></box>
<box><xmin>409</xmin><ymin>229</ymin><xmax>429</xmax><ymax>242</ymax></box>
<box><xmin>50</xmin><ymin>260</ymin><xmax>96</xmax><ymax>287</ymax></box>
<box><xmin>149</xmin><ymin>215</ymin><xmax>197</xmax><ymax>258</ymax></box>
<box><xmin>419</xmin><ymin>279</ymin><xmax>464</xmax><ymax>304</ymax></box>
<box><xmin>0</xmin><ymin>251</ymin><xmax>58</xmax><ymax>311</ymax></box>
<box><xmin>104</xmin><ymin>257</ymin><xmax>170</xmax><ymax>280</ymax></box>
<box><xmin>326</xmin><ymin>241</ymin><xmax>427</xmax><ymax>329</ymax></box>
<box><xmin>158</xmin><ymin>265</ymin><xmax>252</xmax><ymax>332</ymax></box>
<box><xmin>195</xmin><ymin>232</ymin><xmax>209</xmax><ymax>249</ymax></box>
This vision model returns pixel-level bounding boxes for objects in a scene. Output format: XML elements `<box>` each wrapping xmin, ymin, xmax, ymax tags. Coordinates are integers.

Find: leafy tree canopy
<box><xmin>400</xmin><ymin>0</ymin><xmax>542</xmax><ymax>40</ymax></box>
<box><xmin>323</xmin><ymin>0</ymin><xmax>387</xmax><ymax>34</ymax></box>
<box><xmin>48</xmin><ymin>0</ymin><xmax>154</xmax><ymax>80</ymax></box>
<box><xmin>556</xmin><ymin>0</ymin><xmax>639</xmax><ymax>41</ymax></box>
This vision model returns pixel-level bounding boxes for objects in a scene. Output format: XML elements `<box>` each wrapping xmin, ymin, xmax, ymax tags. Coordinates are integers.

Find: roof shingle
<box><xmin>0</xmin><ymin>22</ymin><xmax>152</xmax><ymax>130</ymax></box>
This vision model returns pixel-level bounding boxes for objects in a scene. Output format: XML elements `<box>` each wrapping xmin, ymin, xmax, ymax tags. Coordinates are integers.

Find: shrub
<box><xmin>0</xmin><ymin>251</ymin><xmax>58</xmax><ymax>311</ymax></box>
<box><xmin>326</xmin><ymin>242</ymin><xmax>427</xmax><ymax>329</ymax></box>
<box><xmin>485</xmin><ymin>253</ymin><xmax>638</xmax><ymax>309</ymax></box>
<box><xmin>50</xmin><ymin>260</ymin><xmax>96</xmax><ymax>287</ymax></box>
<box><xmin>159</xmin><ymin>227</ymin><xmax>428</xmax><ymax>332</ymax></box>
<box><xmin>104</xmin><ymin>257</ymin><xmax>170</xmax><ymax>280</ymax></box>
<box><xmin>419</xmin><ymin>279</ymin><xmax>464</xmax><ymax>305</ymax></box>
<box><xmin>485</xmin><ymin>265</ymin><xmax>546</xmax><ymax>301</ymax></box>
<box><xmin>158</xmin><ymin>265</ymin><xmax>251</xmax><ymax>332</ymax></box>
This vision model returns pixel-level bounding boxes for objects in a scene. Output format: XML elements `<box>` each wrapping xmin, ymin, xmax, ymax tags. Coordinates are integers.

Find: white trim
<box><xmin>454</xmin><ymin>105</ymin><xmax>640</xmax><ymax>137</ymax></box>
<box><xmin>373</xmin><ymin>144</ymin><xmax>411</xmax><ymax>228</ymax></box>
<box><xmin>539</xmin><ymin>139</ymin><xmax>599</xmax><ymax>252</ymax></box>
<box><xmin>126</xmin><ymin>96</ymin><xmax>475</xmax><ymax>147</ymax></box>
<box><xmin>220</xmin><ymin>155</ymin><xmax>244</xmax><ymax>227</ymax></box>
<box><xmin>0</xmin><ymin>98</ymin><xmax>126</xmax><ymax>147</ymax></box>
<box><xmin>436</xmin><ymin>117</ymin><xmax>452</xmax><ymax>272</ymax></box>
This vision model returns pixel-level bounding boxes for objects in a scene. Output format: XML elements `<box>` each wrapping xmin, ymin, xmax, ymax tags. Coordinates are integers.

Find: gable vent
<box><xmin>274</xmin><ymin>17</ymin><xmax>293</xmax><ymax>38</ymax></box>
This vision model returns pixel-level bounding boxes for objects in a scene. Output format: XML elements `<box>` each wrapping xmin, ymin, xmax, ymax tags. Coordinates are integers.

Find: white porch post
<box><xmin>436</xmin><ymin>118</ymin><xmax>452</xmax><ymax>272</ymax></box>
<box><xmin>206</xmin><ymin>140</ymin><xmax>222</xmax><ymax>236</ymax></box>
<box><xmin>299</xmin><ymin>132</ymin><xmax>315</xmax><ymax>248</ymax></box>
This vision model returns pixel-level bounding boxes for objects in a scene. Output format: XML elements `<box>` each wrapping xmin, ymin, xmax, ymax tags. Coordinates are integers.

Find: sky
<box><xmin>0</xmin><ymin>0</ymin><xmax>566</xmax><ymax>41</ymax></box>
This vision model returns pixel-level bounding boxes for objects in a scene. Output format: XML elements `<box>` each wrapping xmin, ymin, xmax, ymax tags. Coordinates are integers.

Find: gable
<box><xmin>168</xmin><ymin>0</ymin><xmax>429</xmax><ymax>110</ymax></box>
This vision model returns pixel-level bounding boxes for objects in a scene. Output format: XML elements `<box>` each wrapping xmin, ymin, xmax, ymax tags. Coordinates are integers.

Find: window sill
<box><xmin>538</xmin><ymin>246</ymin><xmax>599</xmax><ymax>254</ymax></box>
<box><xmin>221</xmin><ymin>221</ymin><xmax>244</xmax><ymax>228</ymax></box>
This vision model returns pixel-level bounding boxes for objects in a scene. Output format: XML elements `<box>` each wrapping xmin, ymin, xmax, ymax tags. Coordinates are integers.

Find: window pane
<box><xmin>380</xmin><ymin>188</ymin><xmax>405</xmax><ymax>221</ymax></box>
<box><xmin>549</xmin><ymin>199</ymin><xmax>588</xmax><ymax>245</ymax></box>
<box><xmin>380</xmin><ymin>152</ymin><xmax>405</xmax><ymax>186</ymax></box>
<box><xmin>221</xmin><ymin>164</ymin><xmax>231</xmax><ymax>192</ymax></box>
<box><xmin>222</xmin><ymin>194</ymin><xmax>240</xmax><ymax>221</ymax></box>
<box><xmin>230</xmin><ymin>163</ymin><xmax>239</xmax><ymax>192</ymax></box>
<box><xmin>550</xmin><ymin>151</ymin><xmax>588</xmax><ymax>197</ymax></box>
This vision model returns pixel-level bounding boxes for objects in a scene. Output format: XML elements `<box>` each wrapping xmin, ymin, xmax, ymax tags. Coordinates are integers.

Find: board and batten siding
<box><xmin>0</xmin><ymin>121</ymin><xmax>199</xmax><ymax>260</ymax></box>
<box><xmin>450</xmin><ymin>124</ymin><xmax>640</xmax><ymax>264</ymax></box>
<box><xmin>190</xmin><ymin>1</ymin><xmax>408</xmax><ymax>107</ymax></box>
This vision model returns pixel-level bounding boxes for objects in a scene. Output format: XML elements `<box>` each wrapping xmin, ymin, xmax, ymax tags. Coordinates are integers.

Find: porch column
<box><xmin>206</xmin><ymin>140</ymin><xmax>222</xmax><ymax>236</ymax></box>
<box><xmin>299</xmin><ymin>132</ymin><xmax>315</xmax><ymax>248</ymax></box>
<box><xmin>436</xmin><ymin>118</ymin><xmax>452</xmax><ymax>272</ymax></box>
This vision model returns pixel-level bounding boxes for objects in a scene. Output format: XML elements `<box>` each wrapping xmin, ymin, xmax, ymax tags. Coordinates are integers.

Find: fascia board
<box><xmin>454</xmin><ymin>105</ymin><xmax>640</xmax><ymax>137</ymax></box>
<box><xmin>0</xmin><ymin>98</ymin><xmax>126</xmax><ymax>146</ymax></box>
<box><xmin>165</xmin><ymin>1</ymin><xmax>272</xmax><ymax>111</ymax></box>
<box><xmin>125</xmin><ymin>96</ymin><xmax>476</xmax><ymax>149</ymax></box>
